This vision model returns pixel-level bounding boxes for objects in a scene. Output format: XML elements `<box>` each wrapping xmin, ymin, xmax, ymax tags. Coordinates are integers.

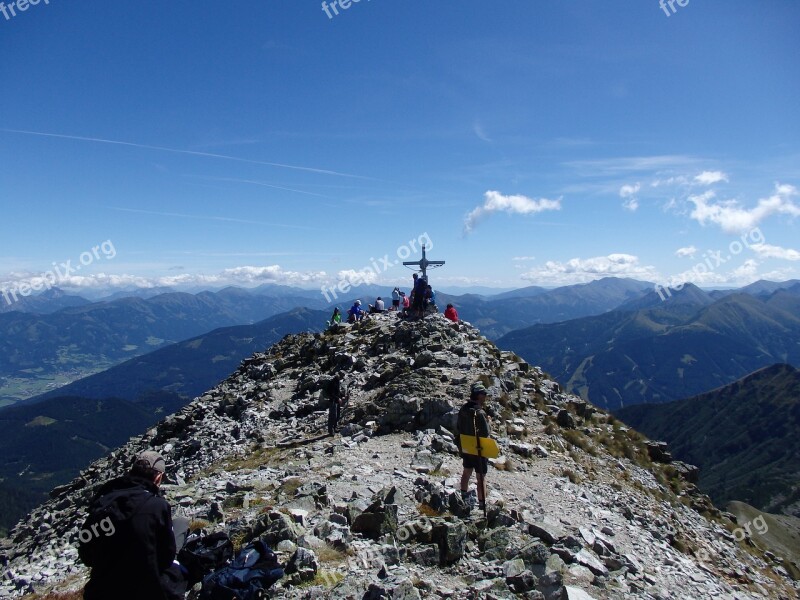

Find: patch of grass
<box><xmin>428</xmin><ymin>466</ymin><xmax>451</xmax><ymax>478</ymax></box>
<box><xmin>316</xmin><ymin>543</ymin><xmax>348</xmax><ymax>565</ymax></box>
<box><xmin>418</xmin><ymin>503</ymin><xmax>442</xmax><ymax>517</ymax></box>
<box><xmin>189</xmin><ymin>519</ymin><xmax>210</xmax><ymax>531</ymax></box>
<box><xmin>299</xmin><ymin>570</ymin><xmax>345</xmax><ymax>589</ymax></box>
<box><xmin>230</xmin><ymin>530</ymin><xmax>249</xmax><ymax>552</ymax></box>
<box><xmin>22</xmin><ymin>590</ymin><xmax>84</xmax><ymax>600</ymax></box>
<box><xmin>562</xmin><ymin>429</ymin><xmax>596</xmax><ymax>455</ymax></box>
<box><xmin>278</xmin><ymin>477</ymin><xmax>304</xmax><ymax>497</ymax></box>
<box><xmin>562</xmin><ymin>468</ymin><xmax>582</xmax><ymax>484</ymax></box>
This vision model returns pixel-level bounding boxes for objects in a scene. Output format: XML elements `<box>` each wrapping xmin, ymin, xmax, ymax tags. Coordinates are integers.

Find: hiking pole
<box><xmin>474</xmin><ymin>412</ymin><xmax>487</xmax><ymax>520</ymax></box>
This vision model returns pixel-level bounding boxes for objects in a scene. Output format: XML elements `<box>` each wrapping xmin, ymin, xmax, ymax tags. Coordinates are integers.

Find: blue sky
<box><xmin>1</xmin><ymin>0</ymin><xmax>799</xmax><ymax>297</ymax></box>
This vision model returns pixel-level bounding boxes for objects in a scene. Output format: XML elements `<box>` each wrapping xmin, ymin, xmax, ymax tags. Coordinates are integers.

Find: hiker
<box><xmin>79</xmin><ymin>451</ymin><xmax>188</xmax><ymax>600</ymax></box>
<box><xmin>391</xmin><ymin>287</ymin><xmax>401</xmax><ymax>311</ymax></box>
<box><xmin>457</xmin><ymin>382</ymin><xmax>491</xmax><ymax>513</ymax></box>
<box><xmin>424</xmin><ymin>285</ymin><xmax>436</xmax><ymax>311</ymax></box>
<box><xmin>412</xmin><ymin>274</ymin><xmax>426</xmax><ymax>317</ymax></box>
<box><xmin>444</xmin><ymin>303</ymin><xmax>459</xmax><ymax>322</ymax></box>
<box><xmin>347</xmin><ymin>300</ymin><xmax>365</xmax><ymax>323</ymax></box>
<box><xmin>401</xmin><ymin>291</ymin><xmax>410</xmax><ymax>314</ymax></box>
<box><xmin>328</xmin><ymin>307</ymin><xmax>342</xmax><ymax>327</ymax></box>
<box><xmin>370</xmin><ymin>296</ymin><xmax>385</xmax><ymax>313</ymax></box>
<box><xmin>326</xmin><ymin>374</ymin><xmax>344</xmax><ymax>435</ymax></box>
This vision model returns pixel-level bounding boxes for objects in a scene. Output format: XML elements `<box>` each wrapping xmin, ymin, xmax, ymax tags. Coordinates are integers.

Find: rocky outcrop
<box><xmin>1</xmin><ymin>313</ymin><xmax>796</xmax><ymax>599</ymax></box>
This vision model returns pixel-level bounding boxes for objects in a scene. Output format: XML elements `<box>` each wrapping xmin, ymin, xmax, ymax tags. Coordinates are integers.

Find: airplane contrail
<box><xmin>110</xmin><ymin>207</ymin><xmax>320</xmax><ymax>230</ymax></box>
<box><xmin>192</xmin><ymin>175</ymin><xmax>331</xmax><ymax>198</ymax></box>
<box><xmin>0</xmin><ymin>128</ymin><xmax>374</xmax><ymax>180</ymax></box>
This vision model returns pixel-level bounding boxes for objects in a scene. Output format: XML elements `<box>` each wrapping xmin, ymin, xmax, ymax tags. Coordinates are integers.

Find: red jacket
<box><xmin>444</xmin><ymin>306</ymin><xmax>459</xmax><ymax>322</ymax></box>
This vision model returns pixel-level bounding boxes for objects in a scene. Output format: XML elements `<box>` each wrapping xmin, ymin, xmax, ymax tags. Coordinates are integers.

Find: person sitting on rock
<box><xmin>369</xmin><ymin>297</ymin><xmax>385</xmax><ymax>313</ymax></box>
<box><xmin>347</xmin><ymin>300</ymin><xmax>365</xmax><ymax>323</ymax></box>
<box><xmin>444</xmin><ymin>303</ymin><xmax>459</xmax><ymax>322</ymax></box>
<box><xmin>328</xmin><ymin>306</ymin><xmax>342</xmax><ymax>327</ymax></box>
<box><xmin>79</xmin><ymin>451</ymin><xmax>189</xmax><ymax>600</ymax></box>
<box><xmin>457</xmin><ymin>382</ymin><xmax>491</xmax><ymax>513</ymax></box>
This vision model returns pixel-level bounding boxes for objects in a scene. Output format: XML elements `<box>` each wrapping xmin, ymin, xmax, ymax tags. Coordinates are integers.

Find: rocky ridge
<box><xmin>1</xmin><ymin>313</ymin><xmax>797</xmax><ymax>599</ymax></box>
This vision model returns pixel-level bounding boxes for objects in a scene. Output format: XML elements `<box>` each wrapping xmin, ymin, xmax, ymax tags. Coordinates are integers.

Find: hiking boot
<box><xmin>461</xmin><ymin>490</ymin><xmax>477</xmax><ymax>510</ymax></box>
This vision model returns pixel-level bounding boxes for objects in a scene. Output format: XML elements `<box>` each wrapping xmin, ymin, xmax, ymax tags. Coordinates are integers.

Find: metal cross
<box><xmin>402</xmin><ymin>244</ymin><xmax>445</xmax><ymax>280</ymax></box>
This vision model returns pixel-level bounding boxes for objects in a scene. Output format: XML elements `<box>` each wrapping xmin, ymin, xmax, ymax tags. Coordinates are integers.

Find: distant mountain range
<box><xmin>0</xmin><ymin>287</ymin><xmax>329</xmax><ymax>405</ymax></box>
<box><xmin>497</xmin><ymin>283</ymin><xmax>800</xmax><ymax>409</ymax></box>
<box><xmin>32</xmin><ymin>307</ymin><xmax>328</xmax><ymax>405</ymax></box>
<box><xmin>616</xmin><ymin>364</ymin><xmax>800</xmax><ymax>517</ymax></box>
<box><xmin>446</xmin><ymin>277</ymin><xmax>654</xmax><ymax>339</ymax></box>
<box><xmin>0</xmin><ymin>307</ymin><xmax>327</xmax><ymax>533</ymax></box>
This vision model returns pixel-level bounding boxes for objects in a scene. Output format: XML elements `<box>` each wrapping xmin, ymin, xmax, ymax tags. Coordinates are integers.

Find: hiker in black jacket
<box><xmin>457</xmin><ymin>382</ymin><xmax>491</xmax><ymax>512</ymax></box>
<box><xmin>79</xmin><ymin>451</ymin><xmax>186</xmax><ymax>600</ymax></box>
<box><xmin>327</xmin><ymin>374</ymin><xmax>344</xmax><ymax>436</ymax></box>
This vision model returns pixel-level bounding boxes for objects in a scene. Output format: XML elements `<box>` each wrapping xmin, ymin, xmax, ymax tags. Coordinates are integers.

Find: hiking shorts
<box><xmin>462</xmin><ymin>454</ymin><xmax>488</xmax><ymax>474</ymax></box>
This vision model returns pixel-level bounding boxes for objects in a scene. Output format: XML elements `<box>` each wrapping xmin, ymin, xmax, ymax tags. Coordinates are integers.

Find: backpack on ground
<box><xmin>199</xmin><ymin>537</ymin><xmax>284</xmax><ymax>600</ymax></box>
<box><xmin>178</xmin><ymin>531</ymin><xmax>235</xmax><ymax>587</ymax></box>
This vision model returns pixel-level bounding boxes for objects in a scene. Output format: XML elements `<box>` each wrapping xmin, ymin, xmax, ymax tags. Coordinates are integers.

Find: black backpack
<box><xmin>178</xmin><ymin>531</ymin><xmax>235</xmax><ymax>587</ymax></box>
<box><xmin>199</xmin><ymin>538</ymin><xmax>284</xmax><ymax>600</ymax></box>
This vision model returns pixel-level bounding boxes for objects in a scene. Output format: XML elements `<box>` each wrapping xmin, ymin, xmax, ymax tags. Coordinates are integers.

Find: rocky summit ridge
<box><xmin>1</xmin><ymin>313</ymin><xmax>797</xmax><ymax>599</ymax></box>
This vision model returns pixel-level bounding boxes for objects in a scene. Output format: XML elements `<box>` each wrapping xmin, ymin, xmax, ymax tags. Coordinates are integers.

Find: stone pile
<box><xmin>1</xmin><ymin>313</ymin><xmax>796</xmax><ymax>599</ymax></box>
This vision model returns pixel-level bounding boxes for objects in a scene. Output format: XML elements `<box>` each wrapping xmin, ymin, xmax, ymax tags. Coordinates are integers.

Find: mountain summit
<box><xmin>2</xmin><ymin>314</ymin><xmax>796</xmax><ymax>599</ymax></box>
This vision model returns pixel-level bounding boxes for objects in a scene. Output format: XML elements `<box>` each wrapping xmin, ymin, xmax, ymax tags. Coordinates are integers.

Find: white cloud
<box><xmin>336</xmin><ymin>268</ymin><xmax>380</xmax><ymax>286</ymax></box>
<box><xmin>750</xmin><ymin>244</ymin><xmax>800</xmax><ymax>261</ymax></box>
<box><xmin>619</xmin><ymin>183</ymin><xmax>640</xmax><ymax>211</ymax></box>
<box><xmin>520</xmin><ymin>254</ymin><xmax>659</xmax><ymax>285</ymax></box>
<box><xmin>0</xmin><ymin>265</ymin><xmax>330</xmax><ymax>297</ymax></box>
<box><xmin>688</xmin><ymin>183</ymin><xmax>800</xmax><ymax>234</ymax></box>
<box><xmin>675</xmin><ymin>246</ymin><xmax>697</xmax><ymax>258</ymax></box>
<box><xmin>694</xmin><ymin>171</ymin><xmax>728</xmax><ymax>185</ymax></box>
<box><xmin>651</xmin><ymin>176</ymin><xmax>689</xmax><ymax>188</ymax></box>
<box><xmin>730</xmin><ymin>259</ymin><xmax>760</xmax><ymax>282</ymax></box>
<box><xmin>620</xmin><ymin>183</ymin><xmax>640</xmax><ymax>197</ymax></box>
<box><xmin>512</xmin><ymin>256</ymin><xmax>536</xmax><ymax>262</ymax></box>
<box><xmin>464</xmin><ymin>190</ymin><xmax>561</xmax><ymax>234</ymax></box>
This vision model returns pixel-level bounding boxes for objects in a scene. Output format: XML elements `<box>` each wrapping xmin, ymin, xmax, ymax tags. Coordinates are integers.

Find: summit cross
<box><xmin>402</xmin><ymin>244</ymin><xmax>445</xmax><ymax>280</ymax></box>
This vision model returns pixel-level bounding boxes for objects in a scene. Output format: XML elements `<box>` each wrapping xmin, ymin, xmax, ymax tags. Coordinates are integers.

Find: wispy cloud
<box><xmin>1</xmin><ymin>128</ymin><xmax>374</xmax><ymax>180</ymax></box>
<box><xmin>564</xmin><ymin>155</ymin><xmax>699</xmax><ymax>176</ymax></box>
<box><xmin>512</xmin><ymin>256</ymin><xmax>536</xmax><ymax>262</ymax></box>
<box><xmin>464</xmin><ymin>190</ymin><xmax>561</xmax><ymax>234</ymax></box>
<box><xmin>473</xmin><ymin>120</ymin><xmax>492</xmax><ymax>143</ymax></box>
<box><xmin>675</xmin><ymin>246</ymin><xmax>697</xmax><ymax>258</ymax></box>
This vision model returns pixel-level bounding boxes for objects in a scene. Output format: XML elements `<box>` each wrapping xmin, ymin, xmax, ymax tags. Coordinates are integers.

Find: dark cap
<box><xmin>134</xmin><ymin>450</ymin><xmax>166</xmax><ymax>473</ymax></box>
<box><xmin>471</xmin><ymin>382</ymin><xmax>488</xmax><ymax>395</ymax></box>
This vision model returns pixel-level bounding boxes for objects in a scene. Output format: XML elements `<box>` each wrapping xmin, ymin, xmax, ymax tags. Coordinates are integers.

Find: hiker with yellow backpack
<box><xmin>457</xmin><ymin>382</ymin><xmax>499</xmax><ymax>516</ymax></box>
